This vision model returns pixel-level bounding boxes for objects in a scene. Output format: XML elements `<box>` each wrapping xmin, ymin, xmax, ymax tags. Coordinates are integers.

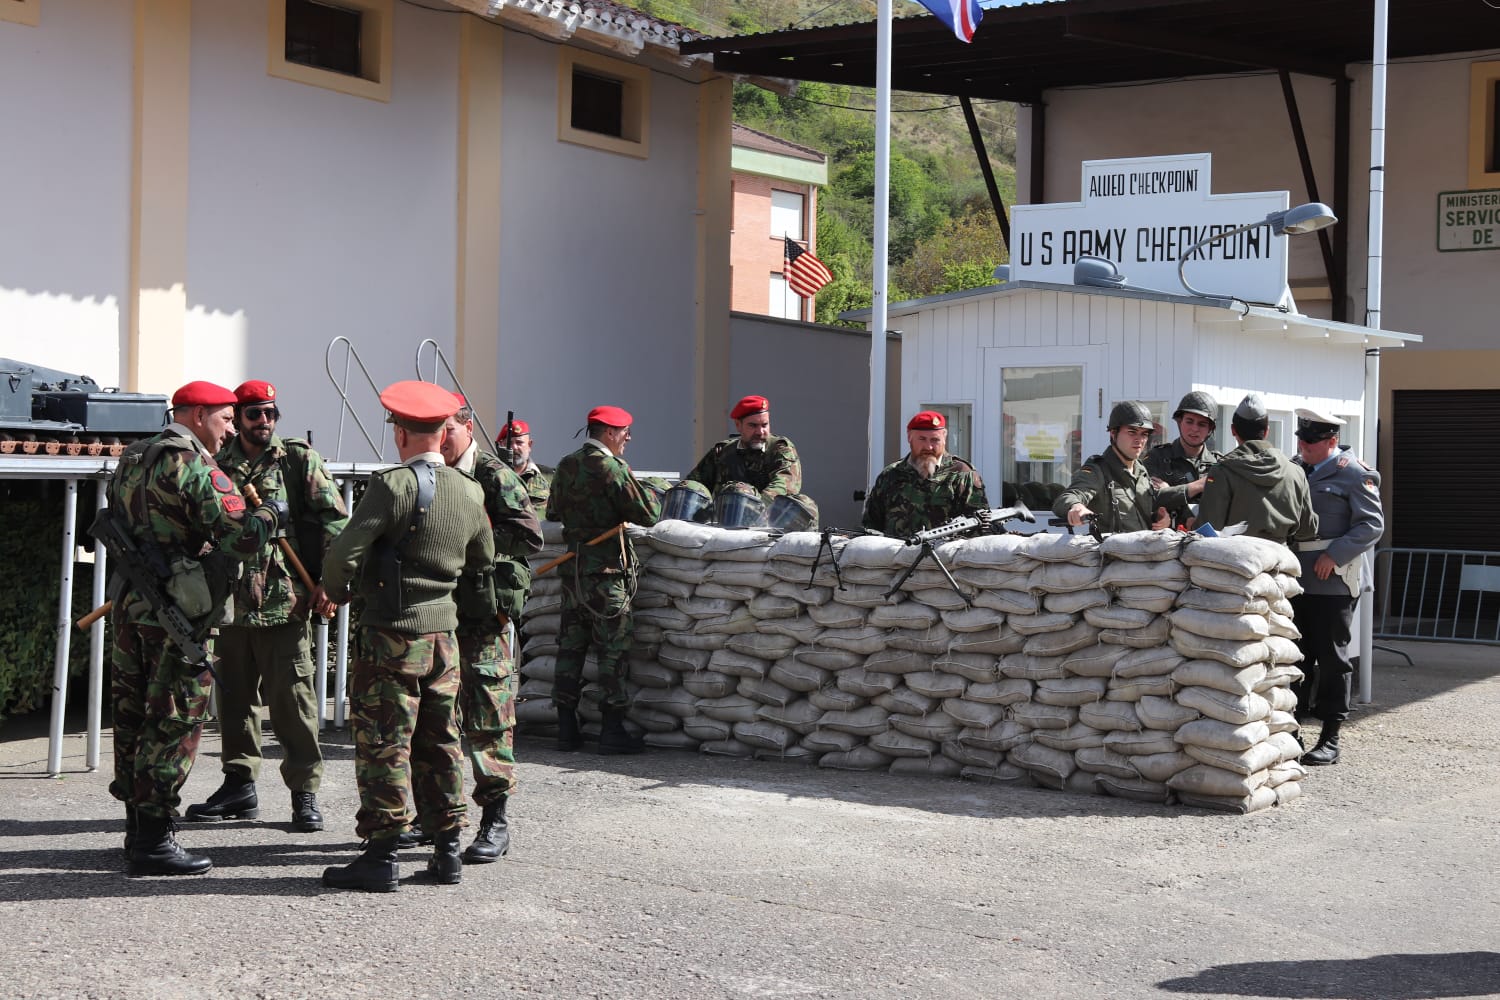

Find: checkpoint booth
<box><xmin>861</xmin><ymin>154</ymin><xmax>1420</xmax><ymax>513</ymax></box>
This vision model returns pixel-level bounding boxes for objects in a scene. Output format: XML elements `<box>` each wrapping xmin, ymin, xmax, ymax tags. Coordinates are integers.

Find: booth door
<box><xmin>981</xmin><ymin>347</ymin><xmax>1104</xmax><ymax>517</ymax></box>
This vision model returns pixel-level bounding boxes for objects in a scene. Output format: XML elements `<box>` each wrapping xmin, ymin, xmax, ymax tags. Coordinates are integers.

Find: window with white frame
<box><xmin>770</xmin><ymin>189</ymin><xmax>805</xmax><ymax>242</ymax></box>
<box><xmin>768</xmin><ymin>274</ymin><xmax>799</xmax><ymax>320</ymax></box>
<box><xmin>919</xmin><ymin>403</ymin><xmax>973</xmax><ymax>463</ymax></box>
<box><xmin>1001</xmin><ymin>367</ymin><xmax>1081</xmax><ymax>510</ymax></box>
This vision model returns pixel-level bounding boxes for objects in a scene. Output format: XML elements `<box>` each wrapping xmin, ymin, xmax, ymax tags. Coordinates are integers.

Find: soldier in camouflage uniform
<box><xmin>107</xmin><ymin>381</ymin><xmax>283</xmax><ymax>877</ymax></box>
<box><xmin>1194</xmin><ymin>393</ymin><xmax>1318</xmax><ymax>545</ymax></box>
<box><xmin>1145</xmin><ymin>391</ymin><xmax>1224</xmax><ymax>528</ymax></box>
<box><xmin>495</xmin><ymin>417</ymin><xmax>553</xmax><ymax>511</ymax></box>
<box><xmin>1055</xmin><ymin>401</ymin><xmax>1173</xmax><ymax>534</ymax></box>
<box><xmin>186</xmin><ymin>380</ymin><xmax>347</xmax><ymax>833</ymax></box>
<box><xmin>320</xmin><ymin>381</ymin><xmax>495</xmax><ymax>892</ymax></box>
<box><xmin>863</xmin><ymin>410</ymin><xmax>989</xmax><ymax>537</ymax></box>
<box><xmin>545</xmin><ymin>405</ymin><xmax>661</xmax><ymax>754</ymax></box>
<box><xmin>682</xmin><ymin>395</ymin><xmax>816</xmax><ymax>521</ymax></box>
<box><xmin>442</xmin><ymin>395</ymin><xmax>543</xmax><ymax>862</ymax></box>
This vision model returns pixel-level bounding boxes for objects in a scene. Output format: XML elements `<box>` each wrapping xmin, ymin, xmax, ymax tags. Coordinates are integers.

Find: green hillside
<box><xmin>633</xmin><ymin>0</ymin><xmax>1017</xmax><ymax>323</ymax></box>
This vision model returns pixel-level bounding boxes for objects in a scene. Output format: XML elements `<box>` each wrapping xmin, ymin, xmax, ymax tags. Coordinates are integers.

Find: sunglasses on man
<box><xmin>241</xmin><ymin>405</ymin><xmax>280</xmax><ymax>422</ymax></box>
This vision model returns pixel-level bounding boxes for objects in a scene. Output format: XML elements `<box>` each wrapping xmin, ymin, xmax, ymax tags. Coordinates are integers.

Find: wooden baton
<box><xmin>242</xmin><ymin>482</ymin><xmax>327</xmax><ymax>620</ymax></box>
<box><xmin>533</xmin><ymin>523</ymin><xmax>626</xmax><ymax>577</ymax></box>
<box><xmin>77</xmin><ymin>601</ymin><xmax>113</xmax><ymax>630</ymax></box>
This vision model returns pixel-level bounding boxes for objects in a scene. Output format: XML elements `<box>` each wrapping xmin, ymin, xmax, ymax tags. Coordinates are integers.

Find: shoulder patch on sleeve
<box><xmin>1336</xmin><ymin>456</ymin><xmax>1350</xmax><ymax>469</ymax></box>
<box><xmin>210</xmin><ymin>469</ymin><xmax>235</xmax><ymax>494</ymax></box>
<box><xmin>1363</xmin><ymin>478</ymin><xmax>1378</xmax><ymax>493</ymax></box>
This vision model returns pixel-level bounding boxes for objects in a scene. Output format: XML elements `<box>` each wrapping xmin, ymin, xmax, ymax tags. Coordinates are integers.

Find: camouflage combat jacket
<box><xmin>216</xmin><ymin>433</ymin><xmax>348</xmax><ymax>627</ymax></box>
<box><xmin>517</xmin><ymin>462</ymin><xmax>554</xmax><ymax>512</ymax></box>
<box><xmin>684</xmin><ymin>435</ymin><xmax>803</xmax><ymax>500</ymax></box>
<box><xmin>545</xmin><ymin>439</ymin><xmax>660</xmax><ymax>575</ymax></box>
<box><xmin>862</xmin><ymin>453</ymin><xmax>989</xmax><ymax>538</ymax></box>
<box><xmin>458</xmin><ymin>442</ymin><xmax>544</xmax><ymax>627</ymax></box>
<box><xmin>109</xmin><ymin>424</ymin><xmax>273</xmax><ymax>627</ymax></box>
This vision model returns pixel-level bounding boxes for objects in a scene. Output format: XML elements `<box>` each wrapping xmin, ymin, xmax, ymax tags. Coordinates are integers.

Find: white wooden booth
<box><xmin>879</xmin><ymin>281</ymin><xmax>1418</xmax><ymax>514</ymax></box>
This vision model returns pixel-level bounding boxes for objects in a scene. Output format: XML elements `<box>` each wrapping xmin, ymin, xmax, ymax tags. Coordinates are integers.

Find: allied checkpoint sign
<box><xmin>1011</xmin><ymin>153</ymin><xmax>1292</xmax><ymax>304</ymax></box>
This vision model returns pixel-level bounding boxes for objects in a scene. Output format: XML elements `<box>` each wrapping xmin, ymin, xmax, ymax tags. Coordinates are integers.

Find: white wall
<box><xmin>496</xmin><ymin>33</ymin><xmax>703</xmax><ymax>475</ymax></box>
<box><xmin>1019</xmin><ymin>55</ymin><xmax>1499</xmax><ymax>351</ymax></box>
<box><xmin>185</xmin><ymin>1</ymin><xmax>460</xmax><ymax>456</ymax></box>
<box><xmin>0</xmin><ymin>0</ymin><xmax>132</xmax><ymax>380</ymax></box>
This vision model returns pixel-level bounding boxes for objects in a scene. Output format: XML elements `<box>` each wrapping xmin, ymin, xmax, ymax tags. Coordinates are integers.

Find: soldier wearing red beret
<box><xmin>495</xmin><ymin>416</ymin><xmax>554</xmax><ymax>510</ymax></box>
<box><xmin>186</xmin><ymin>379</ymin><xmax>348</xmax><ymax>836</ymax></box>
<box><xmin>862</xmin><ymin>410</ymin><xmax>990</xmax><ymax>537</ymax></box>
<box><xmin>676</xmin><ymin>394</ymin><xmax>818</xmax><ymax>529</ymax></box>
<box><xmin>545</xmin><ymin>405</ymin><xmax>661</xmax><ymax>754</ymax></box>
<box><xmin>320</xmin><ymin>381</ymin><xmax>497</xmax><ymax>891</ymax></box>
<box><xmin>106</xmin><ymin>380</ymin><xmax>286</xmax><ymax>876</ymax></box>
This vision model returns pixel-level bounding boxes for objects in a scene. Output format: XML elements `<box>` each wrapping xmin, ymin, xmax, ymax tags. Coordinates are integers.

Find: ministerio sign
<box><xmin>1011</xmin><ymin>153</ymin><xmax>1293</xmax><ymax>304</ymax></box>
<box><xmin>1437</xmin><ymin>189</ymin><xmax>1500</xmax><ymax>251</ymax></box>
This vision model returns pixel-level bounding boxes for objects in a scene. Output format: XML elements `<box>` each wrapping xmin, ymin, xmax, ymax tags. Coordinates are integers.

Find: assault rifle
<box><xmin>883</xmin><ymin>503</ymin><xmax>1037</xmax><ymax>605</ymax></box>
<box><xmin>89</xmin><ymin>507</ymin><xmax>211</xmax><ymax>666</ymax></box>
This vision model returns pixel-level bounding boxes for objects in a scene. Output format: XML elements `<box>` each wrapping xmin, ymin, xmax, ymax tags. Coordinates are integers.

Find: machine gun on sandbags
<box><xmin>807</xmin><ymin>525</ymin><xmax>884</xmax><ymax>591</ymax></box>
<box><xmin>882</xmin><ymin>502</ymin><xmax>1036</xmax><ymax>606</ymax></box>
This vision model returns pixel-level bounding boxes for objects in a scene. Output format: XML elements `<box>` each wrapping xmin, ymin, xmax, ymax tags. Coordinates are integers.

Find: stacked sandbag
<box><xmin>519</xmin><ymin>517</ymin><xmax>1307</xmax><ymax>815</ymax></box>
<box><xmin>1164</xmin><ymin>535</ymin><xmax>1307</xmax><ymax>812</ymax></box>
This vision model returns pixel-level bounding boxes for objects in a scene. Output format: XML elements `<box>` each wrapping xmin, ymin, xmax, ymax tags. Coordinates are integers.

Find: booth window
<box><xmin>1000</xmin><ymin>367</ymin><xmax>1080</xmax><ymax>510</ymax></box>
<box><xmin>919</xmin><ymin>403</ymin><xmax>973</xmax><ymax>462</ymax></box>
<box><xmin>558</xmin><ymin>49</ymin><xmax>650</xmax><ymax>159</ymax></box>
<box><xmin>1</xmin><ymin>0</ymin><xmax>40</xmax><ymax>27</ymax></box>
<box><xmin>1470</xmin><ymin>61</ymin><xmax>1500</xmax><ymax>189</ymax></box>
<box><xmin>268</xmin><ymin>0</ymin><xmax>392</xmax><ymax>103</ymax></box>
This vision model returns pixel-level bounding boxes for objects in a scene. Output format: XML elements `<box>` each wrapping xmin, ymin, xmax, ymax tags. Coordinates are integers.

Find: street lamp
<box><xmin>1177</xmin><ymin>202</ymin><xmax>1337</xmax><ymax>299</ymax></box>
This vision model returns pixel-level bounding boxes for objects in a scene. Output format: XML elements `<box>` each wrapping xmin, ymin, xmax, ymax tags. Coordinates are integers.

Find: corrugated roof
<box><xmin>731</xmin><ymin>123</ymin><xmax>827</xmax><ymax>163</ymax></box>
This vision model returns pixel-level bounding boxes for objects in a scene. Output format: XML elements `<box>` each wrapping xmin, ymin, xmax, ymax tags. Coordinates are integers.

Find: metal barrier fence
<box><xmin>1374</xmin><ymin>547</ymin><xmax>1500</xmax><ymax>645</ymax></box>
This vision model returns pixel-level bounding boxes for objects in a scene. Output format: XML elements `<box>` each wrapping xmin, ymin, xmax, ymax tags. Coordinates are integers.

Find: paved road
<box><xmin>3</xmin><ymin>640</ymin><xmax>1498</xmax><ymax>1000</ymax></box>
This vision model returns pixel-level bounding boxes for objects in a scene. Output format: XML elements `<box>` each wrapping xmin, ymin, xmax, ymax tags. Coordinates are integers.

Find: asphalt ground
<box><xmin>2</xmin><ymin>639</ymin><xmax>1498</xmax><ymax>1000</ymax></box>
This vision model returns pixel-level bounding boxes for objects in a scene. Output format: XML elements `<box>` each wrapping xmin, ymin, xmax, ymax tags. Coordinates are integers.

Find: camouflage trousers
<box><xmin>555</xmin><ymin>572</ymin><xmax>633</xmax><ymax>712</ymax></box>
<box><xmin>349</xmin><ymin>626</ymin><xmax>464</xmax><ymax>842</ymax></box>
<box><xmin>458</xmin><ymin>627</ymin><xmax>517</xmax><ymax>806</ymax></box>
<box><xmin>214</xmin><ymin>621</ymin><xmax>324</xmax><ymax>792</ymax></box>
<box><xmin>109</xmin><ymin>621</ymin><xmax>213</xmax><ymax>820</ymax></box>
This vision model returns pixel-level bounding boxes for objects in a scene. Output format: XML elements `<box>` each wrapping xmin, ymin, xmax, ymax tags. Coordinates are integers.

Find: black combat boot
<box><xmin>123</xmin><ymin>804</ymin><xmax>138</xmax><ymax>858</ymax></box>
<box><xmin>556</xmin><ymin>705</ymin><xmax>584</xmax><ymax>752</ymax></box>
<box><xmin>463</xmin><ymin>796</ymin><xmax>510</xmax><ymax>864</ymax></box>
<box><xmin>597</xmin><ymin>708</ymin><xmax>645</xmax><ymax>756</ymax></box>
<box><xmin>395</xmin><ymin>822</ymin><xmax>432</xmax><ymax>849</ymax></box>
<box><xmin>185</xmin><ymin>774</ymin><xmax>259</xmax><ymax>821</ymax></box>
<box><xmin>322</xmin><ymin>836</ymin><xmax>400</xmax><ymax>893</ymax></box>
<box><xmin>128</xmin><ymin>814</ymin><xmax>213</xmax><ymax>877</ymax></box>
<box><xmin>1301</xmin><ymin>719</ymin><xmax>1342</xmax><ymax>766</ymax></box>
<box><xmin>291</xmin><ymin>791</ymin><xmax>324</xmax><ymax>832</ymax></box>
<box><xmin>426</xmin><ymin>829</ymin><xmax>463</xmax><ymax>885</ymax></box>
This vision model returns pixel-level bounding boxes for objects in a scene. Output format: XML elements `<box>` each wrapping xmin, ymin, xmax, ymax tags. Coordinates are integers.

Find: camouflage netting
<box><xmin>516</xmin><ymin>522</ymin><xmax>1309</xmax><ymax>814</ymax></box>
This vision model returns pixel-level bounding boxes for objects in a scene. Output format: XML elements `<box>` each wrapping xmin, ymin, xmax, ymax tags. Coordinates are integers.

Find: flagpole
<box><xmin>868</xmin><ymin>0</ymin><xmax>893</xmax><ymax>486</ymax></box>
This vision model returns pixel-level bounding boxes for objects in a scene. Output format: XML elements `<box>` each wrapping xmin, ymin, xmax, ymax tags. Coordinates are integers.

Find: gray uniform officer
<box><xmin>1291</xmin><ymin>407</ymin><xmax>1384</xmax><ymax>766</ymax></box>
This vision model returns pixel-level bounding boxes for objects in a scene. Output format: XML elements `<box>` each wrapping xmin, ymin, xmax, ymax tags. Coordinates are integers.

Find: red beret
<box><xmin>497</xmin><ymin>419</ymin><xmax>530</xmax><ymax>438</ymax></box>
<box><xmin>907</xmin><ymin>410</ymin><xmax>947</xmax><ymax>431</ymax></box>
<box><xmin>587</xmin><ymin>405</ymin><xmax>632</xmax><ymax>428</ymax></box>
<box><xmin>730</xmin><ymin>394</ymin><xmax>769</xmax><ymax>420</ymax></box>
<box><xmin>380</xmin><ymin>380</ymin><xmax>461</xmax><ymax>426</ymax></box>
<box><xmin>234</xmin><ymin>380</ymin><xmax>276</xmax><ymax>405</ymax></box>
<box><xmin>172</xmin><ymin>381</ymin><xmax>238</xmax><ymax>408</ymax></box>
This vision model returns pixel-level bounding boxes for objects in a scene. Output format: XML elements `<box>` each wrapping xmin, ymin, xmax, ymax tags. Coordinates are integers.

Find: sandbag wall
<box><xmin>516</xmin><ymin>522</ymin><xmax>1310</xmax><ymax>813</ymax></box>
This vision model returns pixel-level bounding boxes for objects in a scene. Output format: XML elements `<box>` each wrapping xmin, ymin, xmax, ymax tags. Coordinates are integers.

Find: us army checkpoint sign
<box><xmin>1010</xmin><ymin>153</ymin><xmax>1292</xmax><ymax>304</ymax></box>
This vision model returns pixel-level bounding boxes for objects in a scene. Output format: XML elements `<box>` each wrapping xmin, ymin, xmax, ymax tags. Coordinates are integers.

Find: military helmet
<box><xmin>1172</xmin><ymin>391</ymin><xmax>1218</xmax><ymax>425</ymax></box>
<box><xmin>661</xmin><ymin>480</ymin><xmax>713</xmax><ymax>523</ymax></box>
<box><xmin>1107</xmin><ymin>400</ymin><xmax>1154</xmax><ymax>431</ymax></box>
<box><xmin>767</xmin><ymin>494</ymin><xmax>819</xmax><ymax>532</ymax></box>
<box><xmin>712</xmin><ymin>481</ymin><xmax>768</xmax><ymax>529</ymax></box>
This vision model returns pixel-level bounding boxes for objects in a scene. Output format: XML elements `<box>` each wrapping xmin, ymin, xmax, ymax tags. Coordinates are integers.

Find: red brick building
<box><xmin>730</xmin><ymin>124</ymin><xmax>829</xmax><ymax>321</ymax></box>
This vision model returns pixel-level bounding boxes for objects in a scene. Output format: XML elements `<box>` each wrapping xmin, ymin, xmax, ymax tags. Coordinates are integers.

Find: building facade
<box><xmin>729</xmin><ymin>123</ymin><xmax>828</xmax><ymax>322</ymax></box>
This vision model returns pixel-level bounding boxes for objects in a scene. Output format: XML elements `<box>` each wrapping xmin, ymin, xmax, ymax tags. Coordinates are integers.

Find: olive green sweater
<box><xmin>322</xmin><ymin>457</ymin><xmax>495</xmax><ymax>635</ymax></box>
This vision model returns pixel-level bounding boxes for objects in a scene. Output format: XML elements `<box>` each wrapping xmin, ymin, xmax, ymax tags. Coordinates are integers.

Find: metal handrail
<box><xmin>324</xmin><ymin>336</ymin><xmax>389</xmax><ymax>462</ymax></box>
<box><xmin>413</xmin><ymin>338</ymin><xmax>498</xmax><ymax>457</ymax></box>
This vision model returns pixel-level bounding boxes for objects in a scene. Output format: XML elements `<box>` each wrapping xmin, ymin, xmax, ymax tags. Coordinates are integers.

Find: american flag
<box><xmin>784</xmin><ymin>237</ymin><xmax>834</xmax><ymax>299</ymax></box>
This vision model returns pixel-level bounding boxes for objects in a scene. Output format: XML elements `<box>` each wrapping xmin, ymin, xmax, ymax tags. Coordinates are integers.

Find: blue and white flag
<box><xmin>912</xmin><ymin>0</ymin><xmax>983</xmax><ymax>43</ymax></box>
